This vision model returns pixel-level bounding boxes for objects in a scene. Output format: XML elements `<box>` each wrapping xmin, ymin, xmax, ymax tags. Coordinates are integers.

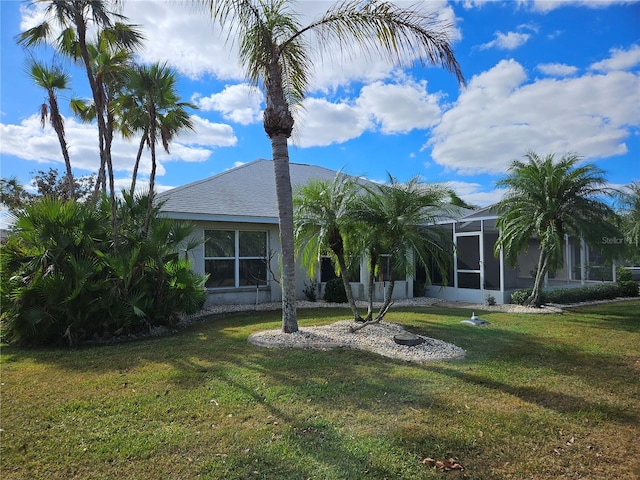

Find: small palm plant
<box><xmin>294</xmin><ymin>173</ymin><xmax>364</xmax><ymax>321</ymax></box>
<box><xmin>495</xmin><ymin>152</ymin><xmax>618</xmax><ymax>306</ymax></box>
<box><xmin>352</xmin><ymin>175</ymin><xmax>456</xmax><ymax>328</ymax></box>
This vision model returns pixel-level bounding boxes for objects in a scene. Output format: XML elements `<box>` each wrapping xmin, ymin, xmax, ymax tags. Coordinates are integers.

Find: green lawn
<box><xmin>1</xmin><ymin>301</ymin><xmax>639</xmax><ymax>479</ymax></box>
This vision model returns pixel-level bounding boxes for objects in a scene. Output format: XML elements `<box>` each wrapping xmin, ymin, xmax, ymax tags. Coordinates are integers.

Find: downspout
<box><xmin>453</xmin><ymin>222</ymin><xmax>458</xmax><ymax>289</ymax></box>
<box><xmin>565</xmin><ymin>234</ymin><xmax>570</xmax><ymax>284</ymax></box>
<box><xmin>480</xmin><ymin>219</ymin><xmax>485</xmax><ymax>302</ymax></box>
<box><xmin>499</xmin><ymin>244</ymin><xmax>505</xmax><ymax>303</ymax></box>
<box><xmin>580</xmin><ymin>235</ymin><xmax>586</xmax><ymax>285</ymax></box>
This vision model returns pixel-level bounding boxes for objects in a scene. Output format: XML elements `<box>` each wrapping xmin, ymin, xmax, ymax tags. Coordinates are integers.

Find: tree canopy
<box><xmin>495</xmin><ymin>151</ymin><xmax>618</xmax><ymax>306</ymax></box>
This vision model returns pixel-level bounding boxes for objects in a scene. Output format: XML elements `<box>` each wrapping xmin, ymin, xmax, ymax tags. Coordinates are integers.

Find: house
<box><xmin>158</xmin><ymin>159</ymin><xmax>342</xmax><ymax>307</ymax></box>
<box><xmin>158</xmin><ymin>159</ymin><xmax>616</xmax><ymax>307</ymax></box>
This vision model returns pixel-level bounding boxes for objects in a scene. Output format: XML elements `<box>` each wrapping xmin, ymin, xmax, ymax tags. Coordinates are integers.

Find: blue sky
<box><xmin>1</xmin><ymin>0</ymin><xmax>639</xmax><ymax>227</ymax></box>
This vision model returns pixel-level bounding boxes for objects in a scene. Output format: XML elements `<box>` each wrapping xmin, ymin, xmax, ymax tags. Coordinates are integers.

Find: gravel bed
<box><xmin>248</xmin><ymin>320</ymin><xmax>467</xmax><ymax>363</ymax></box>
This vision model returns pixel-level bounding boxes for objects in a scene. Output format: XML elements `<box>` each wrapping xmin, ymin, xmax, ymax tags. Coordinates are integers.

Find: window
<box><xmin>320</xmin><ymin>256</ymin><xmax>360</xmax><ymax>283</ymax></box>
<box><xmin>456</xmin><ymin>235</ymin><xmax>480</xmax><ymax>270</ymax></box>
<box><xmin>204</xmin><ymin>230</ymin><xmax>267</xmax><ymax>288</ymax></box>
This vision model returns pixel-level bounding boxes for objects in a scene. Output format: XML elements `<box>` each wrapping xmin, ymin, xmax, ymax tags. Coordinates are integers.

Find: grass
<box><xmin>1</xmin><ymin>300</ymin><xmax>639</xmax><ymax>479</ymax></box>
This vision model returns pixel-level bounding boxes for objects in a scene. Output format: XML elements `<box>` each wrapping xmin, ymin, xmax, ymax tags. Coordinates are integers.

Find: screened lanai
<box><xmin>419</xmin><ymin>206</ymin><xmax>617</xmax><ymax>304</ymax></box>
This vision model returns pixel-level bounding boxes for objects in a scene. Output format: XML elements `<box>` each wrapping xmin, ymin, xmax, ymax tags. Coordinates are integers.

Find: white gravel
<box><xmin>247</xmin><ymin>319</ymin><xmax>467</xmax><ymax>363</ymax></box>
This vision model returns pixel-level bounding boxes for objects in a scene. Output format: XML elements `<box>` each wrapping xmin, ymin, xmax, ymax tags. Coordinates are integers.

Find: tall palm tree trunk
<box><xmin>144</xmin><ymin>109</ymin><xmax>157</xmax><ymax>236</ymax></box>
<box><xmin>47</xmin><ymin>92</ymin><xmax>74</xmax><ymax>199</ymax></box>
<box><xmin>264</xmin><ymin>57</ymin><xmax>298</xmax><ymax>333</ymax></box>
<box><xmin>130</xmin><ymin>131</ymin><xmax>148</xmax><ymax>196</ymax></box>
<box><xmin>74</xmin><ymin>11</ymin><xmax>117</xmax><ymax>245</ymax></box>
<box><xmin>271</xmin><ymin>136</ymin><xmax>298</xmax><ymax>333</ymax></box>
<box><xmin>105</xmin><ymin>109</ymin><xmax>118</xmax><ymax>246</ymax></box>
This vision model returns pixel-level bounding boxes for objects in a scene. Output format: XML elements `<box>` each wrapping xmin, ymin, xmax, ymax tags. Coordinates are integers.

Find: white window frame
<box><xmin>204</xmin><ymin>229</ymin><xmax>268</xmax><ymax>289</ymax></box>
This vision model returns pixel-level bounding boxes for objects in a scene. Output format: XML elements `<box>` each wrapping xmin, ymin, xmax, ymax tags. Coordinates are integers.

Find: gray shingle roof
<box><xmin>158</xmin><ymin>159</ymin><xmax>340</xmax><ymax>223</ymax></box>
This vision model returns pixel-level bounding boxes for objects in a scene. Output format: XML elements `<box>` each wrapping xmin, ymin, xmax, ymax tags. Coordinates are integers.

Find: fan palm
<box><xmin>27</xmin><ymin>59</ymin><xmax>74</xmax><ymax>199</ymax></box>
<box><xmin>17</xmin><ymin>1</ymin><xmax>142</xmax><ymax>195</ymax></box>
<box><xmin>294</xmin><ymin>172</ymin><xmax>363</xmax><ymax>321</ymax></box>
<box><xmin>18</xmin><ymin>0</ymin><xmax>143</xmax><ymax>246</ymax></box>
<box><xmin>201</xmin><ymin>0</ymin><xmax>464</xmax><ymax>333</ymax></box>
<box><xmin>69</xmin><ymin>31</ymin><xmax>136</xmax><ymax>196</ymax></box>
<box><xmin>117</xmin><ymin>63</ymin><xmax>196</xmax><ymax>233</ymax></box>
<box><xmin>353</xmin><ymin>175</ymin><xmax>456</xmax><ymax>328</ymax></box>
<box><xmin>495</xmin><ymin>152</ymin><xmax>616</xmax><ymax>306</ymax></box>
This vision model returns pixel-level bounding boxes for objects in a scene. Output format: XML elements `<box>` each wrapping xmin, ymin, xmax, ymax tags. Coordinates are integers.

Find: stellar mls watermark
<box><xmin>601</xmin><ymin>236</ymin><xmax>630</xmax><ymax>245</ymax></box>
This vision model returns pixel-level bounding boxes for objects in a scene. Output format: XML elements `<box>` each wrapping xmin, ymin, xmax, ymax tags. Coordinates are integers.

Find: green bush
<box><xmin>510</xmin><ymin>282</ymin><xmax>638</xmax><ymax>305</ymax></box>
<box><xmin>617</xmin><ymin>266</ymin><xmax>633</xmax><ymax>282</ymax></box>
<box><xmin>303</xmin><ymin>279</ymin><xmax>318</xmax><ymax>302</ymax></box>
<box><xmin>323</xmin><ymin>278</ymin><xmax>348</xmax><ymax>303</ymax></box>
<box><xmin>0</xmin><ymin>195</ymin><xmax>207</xmax><ymax>346</ymax></box>
<box><xmin>617</xmin><ymin>280</ymin><xmax>639</xmax><ymax>297</ymax></box>
<box><xmin>510</xmin><ymin>289</ymin><xmax>532</xmax><ymax>305</ymax></box>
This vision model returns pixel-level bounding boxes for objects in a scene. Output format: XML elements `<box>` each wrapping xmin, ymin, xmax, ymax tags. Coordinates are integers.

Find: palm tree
<box><xmin>17</xmin><ymin>1</ymin><xmax>142</xmax><ymax>195</ymax></box>
<box><xmin>352</xmin><ymin>175</ymin><xmax>456</xmax><ymax>329</ymax></box>
<box><xmin>494</xmin><ymin>152</ymin><xmax>616</xmax><ymax>306</ymax></box>
<box><xmin>70</xmin><ymin>31</ymin><xmax>135</xmax><ymax>196</ymax></box>
<box><xmin>294</xmin><ymin>172</ymin><xmax>363</xmax><ymax>321</ymax></box>
<box><xmin>27</xmin><ymin>59</ymin><xmax>75</xmax><ymax>199</ymax></box>
<box><xmin>117</xmin><ymin>63</ymin><xmax>196</xmax><ymax>233</ymax></box>
<box><xmin>0</xmin><ymin>177</ymin><xmax>32</xmax><ymax>211</ymax></box>
<box><xmin>116</xmin><ymin>64</ymin><xmax>196</xmax><ymax>198</ymax></box>
<box><xmin>202</xmin><ymin>0</ymin><xmax>465</xmax><ymax>333</ymax></box>
<box><xmin>18</xmin><ymin>0</ymin><xmax>143</xmax><ymax>246</ymax></box>
<box><xmin>615</xmin><ymin>181</ymin><xmax>640</xmax><ymax>261</ymax></box>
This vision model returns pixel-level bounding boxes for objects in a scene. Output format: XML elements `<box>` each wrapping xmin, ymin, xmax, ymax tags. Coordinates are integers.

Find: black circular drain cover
<box><xmin>393</xmin><ymin>333</ymin><xmax>425</xmax><ymax>346</ymax></box>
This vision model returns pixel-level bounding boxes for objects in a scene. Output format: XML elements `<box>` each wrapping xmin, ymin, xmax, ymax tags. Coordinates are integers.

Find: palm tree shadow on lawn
<box><xmin>393</xmin><ymin>307</ymin><xmax>639</xmax><ymax>425</ymax></box>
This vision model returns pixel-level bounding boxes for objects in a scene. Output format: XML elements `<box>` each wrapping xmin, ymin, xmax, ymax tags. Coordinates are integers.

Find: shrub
<box><xmin>510</xmin><ymin>282</ymin><xmax>638</xmax><ymax>306</ymax></box>
<box><xmin>303</xmin><ymin>279</ymin><xmax>318</xmax><ymax>302</ymax></box>
<box><xmin>617</xmin><ymin>280</ymin><xmax>639</xmax><ymax>297</ymax></box>
<box><xmin>617</xmin><ymin>266</ymin><xmax>633</xmax><ymax>282</ymax></box>
<box><xmin>510</xmin><ymin>289</ymin><xmax>533</xmax><ymax>305</ymax></box>
<box><xmin>323</xmin><ymin>278</ymin><xmax>348</xmax><ymax>303</ymax></box>
<box><xmin>485</xmin><ymin>294</ymin><xmax>496</xmax><ymax>306</ymax></box>
<box><xmin>0</xmin><ymin>195</ymin><xmax>207</xmax><ymax>346</ymax></box>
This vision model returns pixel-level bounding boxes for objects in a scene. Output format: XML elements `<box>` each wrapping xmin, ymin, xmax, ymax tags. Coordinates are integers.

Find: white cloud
<box><xmin>530</xmin><ymin>0</ymin><xmax>636</xmax><ymax>12</ymax></box>
<box><xmin>193</xmin><ymin>84</ymin><xmax>264</xmax><ymax>125</ymax></box>
<box><xmin>120</xmin><ymin>1</ymin><xmax>461</xmax><ymax>92</ymax></box>
<box><xmin>537</xmin><ymin>63</ymin><xmax>579</xmax><ymax>76</ymax></box>
<box><xmin>292</xmin><ymin>77</ymin><xmax>445</xmax><ymax>147</ymax></box>
<box><xmin>590</xmin><ymin>44</ymin><xmax>640</xmax><ymax>72</ymax></box>
<box><xmin>123</xmin><ymin>1</ymin><xmax>244</xmax><ymax>80</ymax></box>
<box><xmin>292</xmin><ymin>98</ymin><xmax>370</xmax><ymax>148</ymax></box>
<box><xmin>0</xmin><ymin>114</ymin><xmax>236</xmax><ymax>177</ymax></box>
<box><xmin>518</xmin><ymin>23</ymin><xmax>540</xmax><ymax>34</ymax></box>
<box><xmin>426</xmin><ymin>59</ymin><xmax>640</xmax><ymax>174</ymax></box>
<box><xmin>480</xmin><ymin>31</ymin><xmax>531</xmax><ymax>50</ymax></box>
<box><xmin>445</xmin><ymin>181</ymin><xmax>507</xmax><ymax>207</ymax></box>
<box><xmin>356</xmin><ymin>80</ymin><xmax>442</xmax><ymax>134</ymax></box>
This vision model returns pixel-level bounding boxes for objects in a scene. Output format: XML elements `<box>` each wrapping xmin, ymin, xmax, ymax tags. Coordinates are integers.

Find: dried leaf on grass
<box><xmin>421</xmin><ymin>456</ymin><xmax>464</xmax><ymax>471</ymax></box>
